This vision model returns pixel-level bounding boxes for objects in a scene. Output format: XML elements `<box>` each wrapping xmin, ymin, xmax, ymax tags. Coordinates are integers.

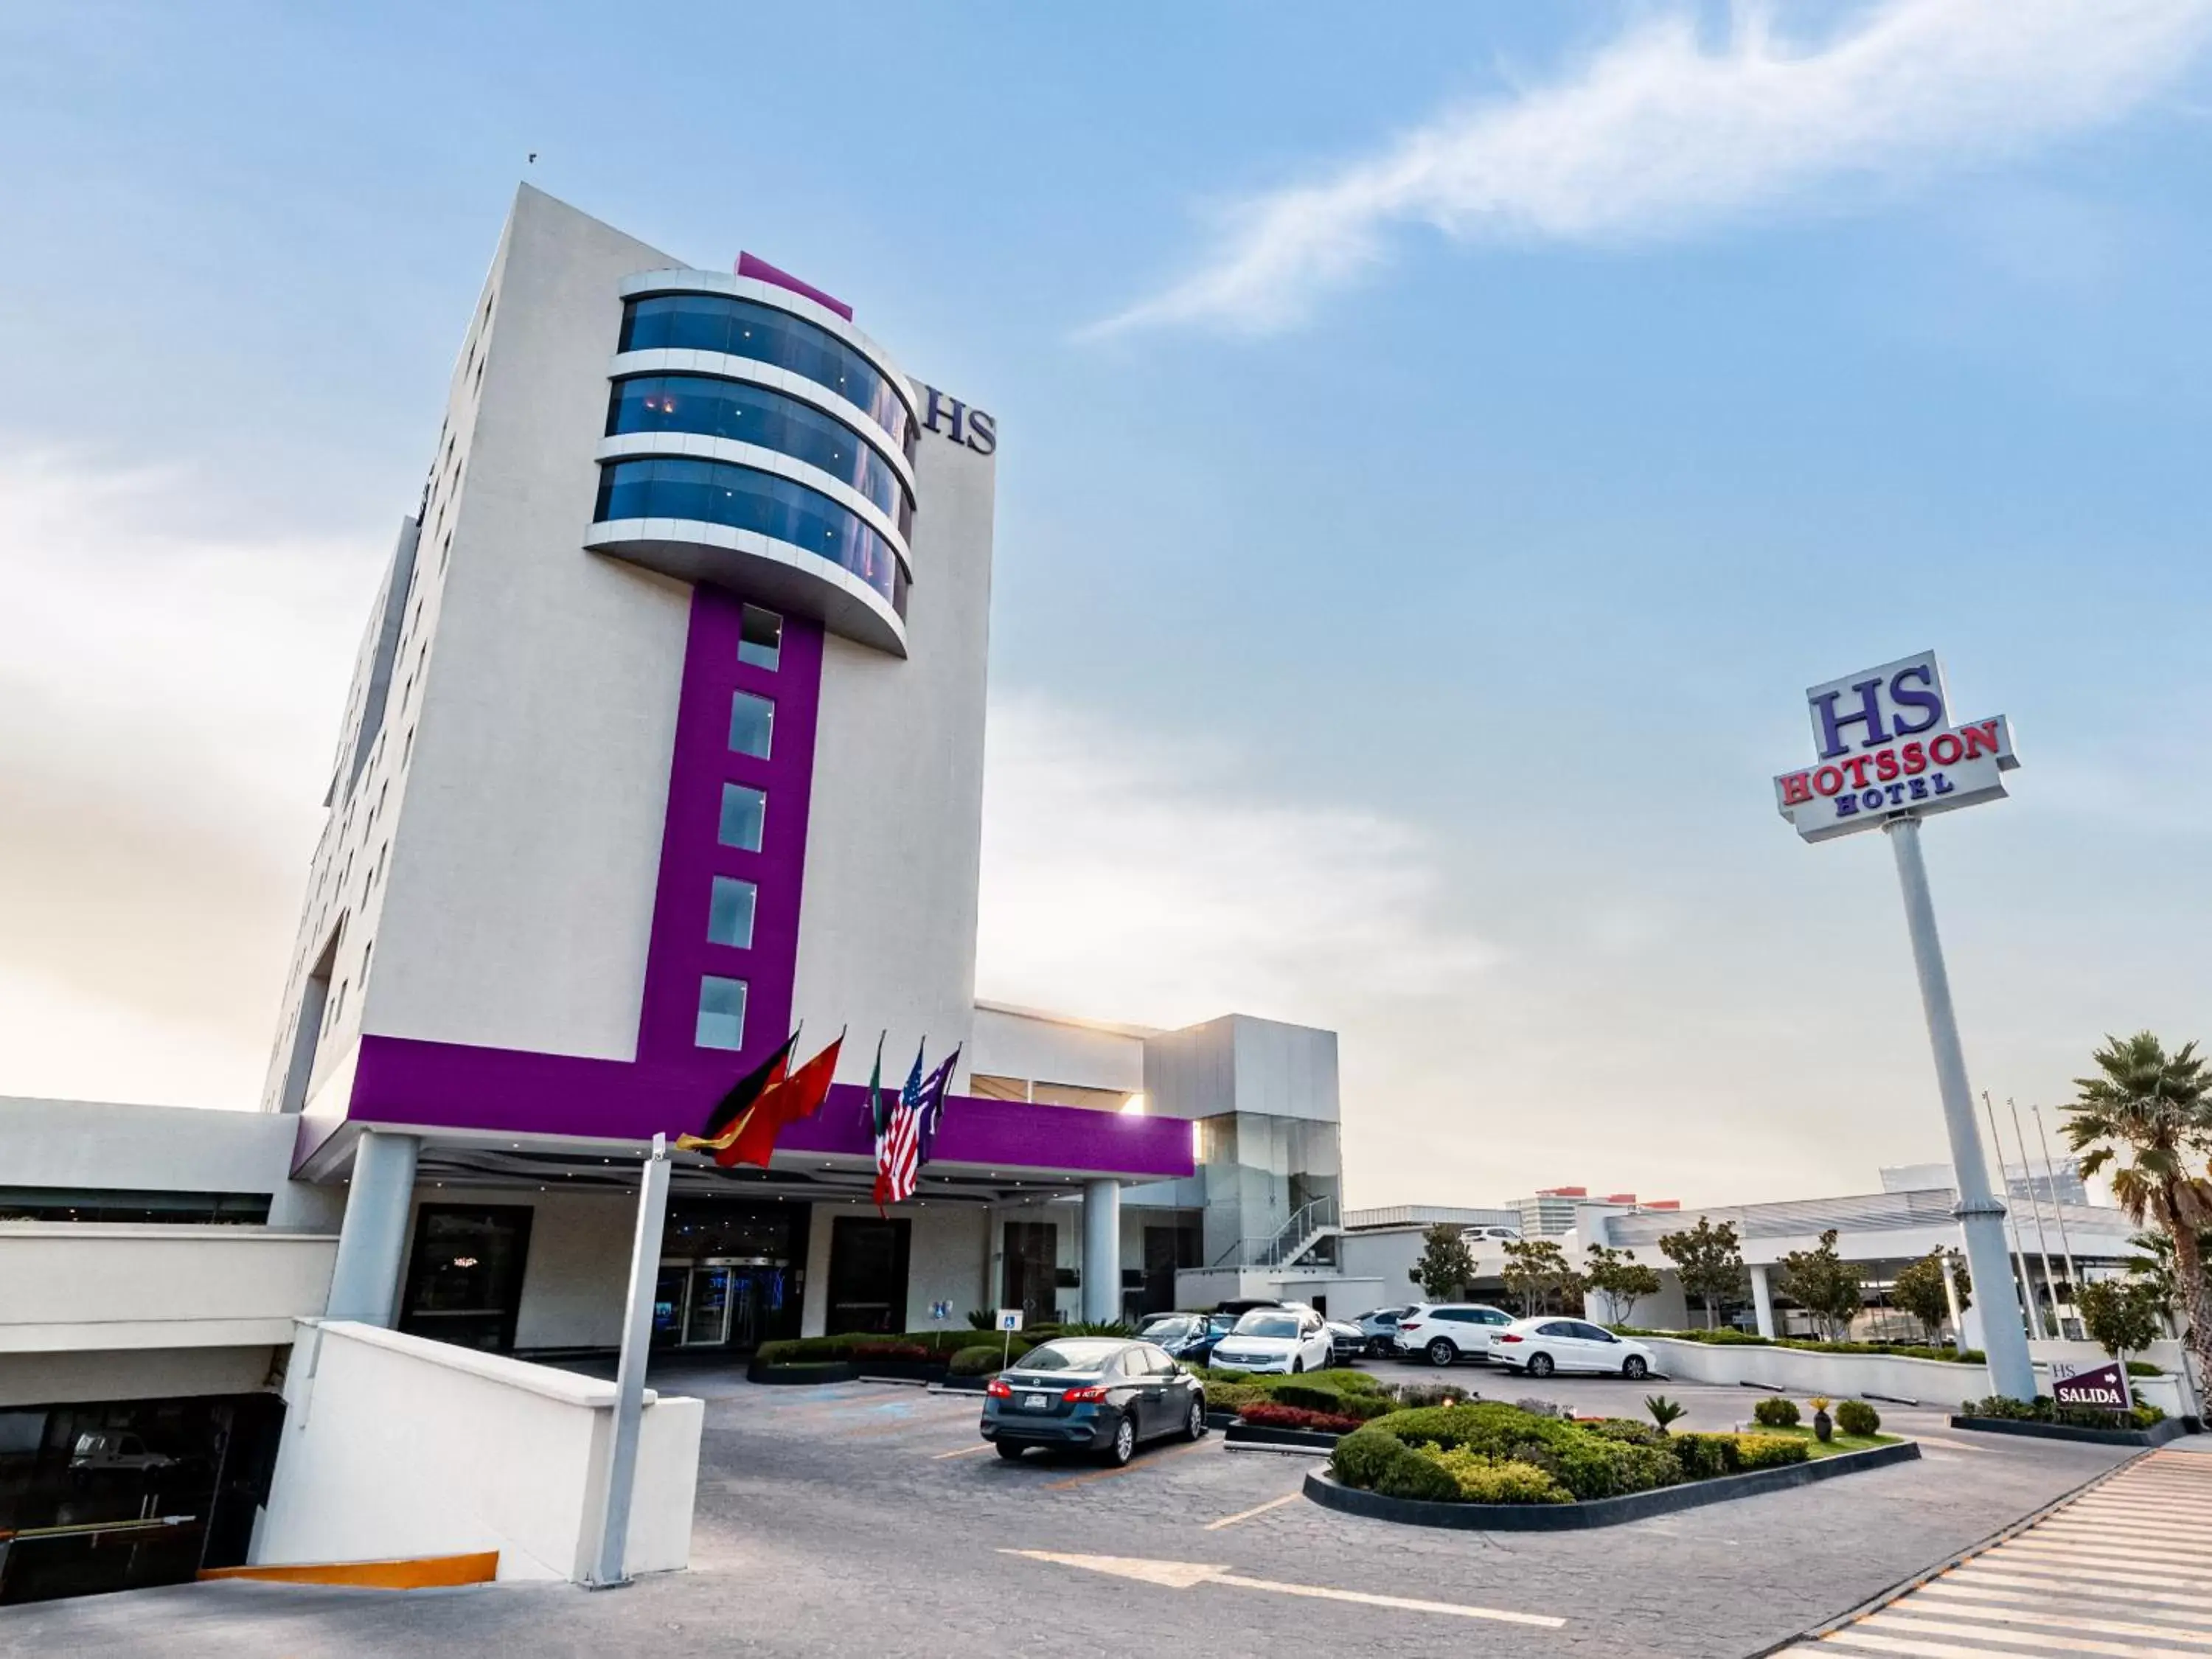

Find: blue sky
<box><xmin>3</xmin><ymin>1</ymin><xmax>2210</xmax><ymax>1206</ymax></box>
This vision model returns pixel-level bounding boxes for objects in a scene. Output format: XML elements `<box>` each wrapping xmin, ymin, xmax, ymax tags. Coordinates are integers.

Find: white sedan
<box><xmin>1205</xmin><ymin>1307</ymin><xmax>1336</xmax><ymax>1374</ymax></box>
<box><xmin>1489</xmin><ymin>1317</ymin><xmax>1656</xmax><ymax>1380</ymax></box>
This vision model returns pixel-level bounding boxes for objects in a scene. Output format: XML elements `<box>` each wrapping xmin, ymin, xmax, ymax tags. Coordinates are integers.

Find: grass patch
<box><xmin>1739</xmin><ymin>1424</ymin><xmax>1902</xmax><ymax>1461</ymax></box>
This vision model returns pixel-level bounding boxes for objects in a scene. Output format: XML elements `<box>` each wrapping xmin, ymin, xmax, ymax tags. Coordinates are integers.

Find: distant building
<box><xmin>1881</xmin><ymin>1160</ymin><xmax>2089</xmax><ymax>1208</ymax></box>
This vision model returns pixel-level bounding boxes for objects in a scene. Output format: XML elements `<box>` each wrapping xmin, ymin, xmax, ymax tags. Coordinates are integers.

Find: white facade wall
<box><xmin>352</xmin><ymin>189</ymin><xmax>692</xmax><ymax>1066</ymax></box>
<box><xmin>967</xmin><ymin>1005</ymin><xmax>1149</xmax><ymax>1094</ymax></box>
<box><xmin>790</xmin><ymin>417</ymin><xmax>997</xmax><ymax>1087</ymax></box>
<box><xmin>0</xmin><ymin>1224</ymin><xmax>337</xmax><ymax>1355</ymax></box>
<box><xmin>257</xmin><ymin>1321</ymin><xmax>699</xmax><ymax>1581</ymax></box>
<box><xmin>0</xmin><ymin>1346</ymin><xmax>279</xmax><ymax>1411</ymax></box>
<box><xmin>0</xmin><ymin>1098</ymin><xmax>336</xmax><ymax>1227</ymax></box>
<box><xmin>1143</xmin><ymin>1015</ymin><xmax>1339</xmax><ymax>1124</ymax></box>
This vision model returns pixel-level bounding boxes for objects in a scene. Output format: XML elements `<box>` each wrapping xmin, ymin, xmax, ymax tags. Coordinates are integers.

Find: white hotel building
<box><xmin>0</xmin><ymin>187</ymin><xmax>1357</xmax><ymax>1593</ymax></box>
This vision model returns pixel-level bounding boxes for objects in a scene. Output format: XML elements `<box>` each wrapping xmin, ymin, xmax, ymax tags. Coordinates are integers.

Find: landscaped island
<box><xmin>1326</xmin><ymin>1400</ymin><xmax>1817</xmax><ymax>1505</ymax></box>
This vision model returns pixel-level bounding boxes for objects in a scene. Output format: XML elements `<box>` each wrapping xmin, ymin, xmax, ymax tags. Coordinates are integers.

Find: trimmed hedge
<box><xmin>1362</xmin><ymin>1404</ymin><xmax>1681</xmax><ymax>1500</ymax></box>
<box><xmin>1752</xmin><ymin>1396</ymin><xmax>1802</xmax><ymax>1427</ymax></box>
<box><xmin>1422</xmin><ymin>1443</ymin><xmax>1573</xmax><ymax>1503</ymax></box>
<box><xmin>757</xmin><ymin>1329</ymin><xmax>1032</xmax><ymax>1366</ymax></box>
<box><xmin>1330</xmin><ymin>1427</ymin><xmax>1461</xmax><ymax>1503</ymax></box>
<box><xmin>1241</xmin><ymin>1401</ymin><xmax>1367</xmax><ymax>1435</ymax></box>
<box><xmin>948</xmin><ymin>1345</ymin><xmax>1005</xmax><ymax>1377</ymax></box>
<box><xmin>1964</xmin><ymin>1393</ymin><xmax>2167</xmax><ymax>1431</ymax></box>
<box><xmin>1735</xmin><ymin>1434</ymin><xmax>1812</xmax><ymax>1470</ymax></box>
<box><xmin>1668</xmin><ymin>1432</ymin><xmax>1742</xmax><ymax>1480</ymax></box>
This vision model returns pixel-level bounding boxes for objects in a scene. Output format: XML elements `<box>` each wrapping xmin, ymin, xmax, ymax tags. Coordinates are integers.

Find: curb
<box><xmin>745</xmin><ymin>1362</ymin><xmax>858</xmax><ymax>1385</ymax></box>
<box><xmin>1947</xmin><ymin>1412</ymin><xmax>2189</xmax><ymax>1447</ymax></box>
<box><xmin>1224</xmin><ymin>1422</ymin><xmax>1340</xmax><ymax>1453</ymax></box>
<box><xmin>1303</xmin><ymin>1441</ymin><xmax>1921</xmax><ymax>1531</ymax></box>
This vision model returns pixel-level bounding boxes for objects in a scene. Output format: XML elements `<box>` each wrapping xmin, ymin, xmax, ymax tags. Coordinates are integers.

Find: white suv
<box><xmin>1395</xmin><ymin>1303</ymin><xmax>1515</xmax><ymax>1366</ymax></box>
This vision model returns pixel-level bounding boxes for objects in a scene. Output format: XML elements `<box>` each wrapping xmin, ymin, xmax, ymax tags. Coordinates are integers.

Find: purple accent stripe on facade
<box><xmin>635</xmin><ymin>588</ymin><xmax>823</xmax><ymax>1072</ymax></box>
<box><xmin>343</xmin><ymin>1034</ymin><xmax>1194</xmax><ymax>1179</ymax></box>
<box><xmin>736</xmin><ymin>253</ymin><xmax>854</xmax><ymax>321</ymax></box>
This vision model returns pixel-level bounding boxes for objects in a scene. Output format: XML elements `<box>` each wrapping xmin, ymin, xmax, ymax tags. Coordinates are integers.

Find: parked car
<box><xmin>1395</xmin><ymin>1303</ymin><xmax>1515</xmax><ymax>1366</ymax></box>
<box><xmin>1324</xmin><ymin>1320</ymin><xmax>1367</xmax><ymax>1365</ymax></box>
<box><xmin>1490</xmin><ymin>1317</ymin><xmax>1655</xmax><ymax>1379</ymax></box>
<box><xmin>1469</xmin><ymin>1225</ymin><xmax>1520</xmax><ymax>1242</ymax></box>
<box><xmin>1351</xmin><ymin>1306</ymin><xmax>1416</xmax><ymax>1357</ymax></box>
<box><xmin>1135</xmin><ymin>1312</ymin><xmax>1235</xmax><ymax>1366</ymax></box>
<box><xmin>981</xmin><ymin>1338</ymin><xmax>1206</xmax><ymax>1465</ymax></box>
<box><xmin>1206</xmin><ymin>1307</ymin><xmax>1335</xmax><ymax>1374</ymax></box>
<box><xmin>69</xmin><ymin>1431</ymin><xmax>175</xmax><ymax>1475</ymax></box>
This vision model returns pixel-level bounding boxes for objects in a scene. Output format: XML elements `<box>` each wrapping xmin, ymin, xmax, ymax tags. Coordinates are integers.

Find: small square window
<box><xmin>707</xmin><ymin>876</ymin><xmax>757</xmax><ymax>948</ymax></box>
<box><xmin>695</xmin><ymin>975</ymin><xmax>747</xmax><ymax>1050</ymax></box>
<box><xmin>728</xmin><ymin>691</ymin><xmax>773</xmax><ymax>759</ymax></box>
<box><xmin>718</xmin><ymin>783</ymin><xmax>766</xmax><ymax>852</ymax></box>
<box><xmin>739</xmin><ymin>606</ymin><xmax>782</xmax><ymax>671</ymax></box>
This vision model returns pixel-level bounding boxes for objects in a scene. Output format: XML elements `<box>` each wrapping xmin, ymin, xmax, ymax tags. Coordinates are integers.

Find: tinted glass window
<box><xmin>1144</xmin><ymin>1346</ymin><xmax>1177</xmax><ymax>1375</ymax></box>
<box><xmin>594</xmin><ymin>457</ymin><xmax>907</xmax><ymax>616</ymax></box>
<box><xmin>717</xmin><ymin>784</ymin><xmax>766</xmax><ymax>852</ymax></box>
<box><xmin>1017</xmin><ymin>1340</ymin><xmax>1125</xmax><ymax>1372</ymax></box>
<box><xmin>1574</xmin><ymin>1322</ymin><xmax>1616</xmax><ymax>1343</ymax></box>
<box><xmin>728</xmin><ymin>691</ymin><xmax>774</xmax><ymax>759</ymax></box>
<box><xmin>618</xmin><ymin>295</ymin><xmax>914</xmax><ymax>458</ymax></box>
<box><xmin>695</xmin><ymin>975</ymin><xmax>747</xmax><ymax>1050</ymax></box>
<box><xmin>606</xmin><ymin>373</ymin><xmax>912</xmax><ymax>530</ymax></box>
<box><xmin>1537</xmin><ymin>1321</ymin><xmax>1576</xmax><ymax>1337</ymax></box>
<box><xmin>1481</xmin><ymin>1310</ymin><xmax>1513</xmax><ymax>1326</ymax></box>
<box><xmin>739</xmin><ymin>605</ymin><xmax>782</xmax><ymax>670</ymax></box>
<box><xmin>706</xmin><ymin>876</ymin><xmax>757</xmax><ymax>949</ymax></box>
<box><xmin>1235</xmin><ymin>1314</ymin><xmax>1300</xmax><ymax>1339</ymax></box>
<box><xmin>1437</xmin><ymin>1310</ymin><xmax>1471</xmax><ymax>1323</ymax></box>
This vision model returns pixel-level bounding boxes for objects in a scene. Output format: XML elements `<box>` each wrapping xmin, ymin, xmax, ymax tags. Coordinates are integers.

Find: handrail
<box><xmin>1208</xmin><ymin>1196</ymin><xmax>1343</xmax><ymax>1269</ymax></box>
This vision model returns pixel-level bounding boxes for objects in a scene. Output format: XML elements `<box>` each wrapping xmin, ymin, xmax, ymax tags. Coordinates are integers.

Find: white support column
<box><xmin>1082</xmin><ymin>1179</ymin><xmax>1121</xmax><ymax>1325</ymax></box>
<box><xmin>1749</xmin><ymin>1262</ymin><xmax>1777</xmax><ymax>1340</ymax></box>
<box><xmin>324</xmin><ymin>1129</ymin><xmax>422</xmax><ymax>1328</ymax></box>
<box><xmin>1940</xmin><ymin>1250</ymin><xmax>1966</xmax><ymax>1345</ymax></box>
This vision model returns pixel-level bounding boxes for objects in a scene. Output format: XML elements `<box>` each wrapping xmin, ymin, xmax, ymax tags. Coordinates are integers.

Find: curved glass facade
<box><xmin>619</xmin><ymin>295</ymin><xmax>914</xmax><ymax>460</ymax></box>
<box><xmin>594</xmin><ymin>457</ymin><xmax>908</xmax><ymax>616</ymax></box>
<box><xmin>607</xmin><ymin>374</ymin><xmax>913</xmax><ymax>538</ymax></box>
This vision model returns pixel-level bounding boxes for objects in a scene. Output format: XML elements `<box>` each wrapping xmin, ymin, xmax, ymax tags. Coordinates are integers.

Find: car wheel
<box><xmin>1184</xmin><ymin>1398</ymin><xmax>1207</xmax><ymax>1441</ymax></box>
<box><xmin>1623</xmin><ymin>1355</ymin><xmax>1649</xmax><ymax>1380</ymax></box>
<box><xmin>1426</xmin><ymin>1338</ymin><xmax>1456</xmax><ymax>1367</ymax></box>
<box><xmin>1103</xmin><ymin>1416</ymin><xmax>1135</xmax><ymax>1467</ymax></box>
<box><xmin>1527</xmin><ymin>1352</ymin><xmax>1555</xmax><ymax>1378</ymax></box>
<box><xmin>1291</xmin><ymin>1357</ymin><xmax>1305</xmax><ymax>1374</ymax></box>
<box><xmin>995</xmin><ymin>1441</ymin><xmax>1026</xmax><ymax>1461</ymax></box>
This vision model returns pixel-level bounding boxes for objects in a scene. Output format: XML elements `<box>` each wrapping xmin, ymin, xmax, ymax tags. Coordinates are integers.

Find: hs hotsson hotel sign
<box><xmin>1773</xmin><ymin>651</ymin><xmax>2020</xmax><ymax>843</ymax></box>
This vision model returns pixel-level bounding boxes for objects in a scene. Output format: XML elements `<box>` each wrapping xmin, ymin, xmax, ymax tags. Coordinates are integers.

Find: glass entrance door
<box><xmin>683</xmin><ymin>1267</ymin><xmax>733</xmax><ymax>1346</ymax></box>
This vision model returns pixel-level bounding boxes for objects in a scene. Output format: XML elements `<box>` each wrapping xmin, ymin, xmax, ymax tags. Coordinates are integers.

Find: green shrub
<box><xmin>1752</xmin><ymin>1397</ymin><xmax>1801</xmax><ymax>1428</ymax></box>
<box><xmin>1330</xmin><ymin>1427</ymin><xmax>1405</xmax><ymax>1490</ymax></box>
<box><xmin>1388</xmin><ymin>1380</ymin><xmax>1473</xmax><ymax>1410</ymax></box>
<box><xmin>1735</xmin><ymin>1433</ymin><xmax>1812</xmax><ymax>1470</ymax></box>
<box><xmin>1422</xmin><ymin>1444</ymin><xmax>1573</xmax><ymax>1504</ymax></box>
<box><xmin>1203</xmin><ymin>1381</ymin><xmax>1261</xmax><ymax>1417</ymax></box>
<box><xmin>1309</xmin><ymin>1367</ymin><xmax>1389</xmax><ymax>1396</ymax></box>
<box><xmin>1263</xmin><ymin>1381</ymin><xmax>1395</xmax><ymax>1420</ymax></box>
<box><xmin>1834</xmin><ymin>1399</ymin><xmax>1881</xmax><ymax>1437</ymax></box>
<box><xmin>1669</xmin><ymin>1432</ymin><xmax>1742</xmax><ymax>1480</ymax></box>
<box><xmin>1585</xmin><ymin>1419</ymin><xmax>1666</xmax><ymax>1447</ymax></box>
<box><xmin>1267</xmin><ymin>1382</ymin><xmax>1350</xmax><ymax>1414</ymax></box>
<box><xmin>1374</xmin><ymin>1447</ymin><xmax>1464</xmax><ymax>1503</ymax></box>
<box><xmin>948</xmin><ymin>1345</ymin><xmax>1004</xmax><ymax>1377</ymax></box>
<box><xmin>966</xmin><ymin>1309</ymin><xmax>996</xmax><ymax>1330</ymax></box>
<box><xmin>1366</xmin><ymin>1402</ymin><xmax>1677</xmax><ymax>1499</ymax></box>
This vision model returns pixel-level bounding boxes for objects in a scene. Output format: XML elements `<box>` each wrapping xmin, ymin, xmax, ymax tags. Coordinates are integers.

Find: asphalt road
<box><xmin>0</xmin><ymin>1358</ymin><xmax>2143</xmax><ymax>1658</ymax></box>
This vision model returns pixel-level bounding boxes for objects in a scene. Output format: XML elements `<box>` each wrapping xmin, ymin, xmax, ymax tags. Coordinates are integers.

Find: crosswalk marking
<box><xmin>1773</xmin><ymin>1450</ymin><xmax>2212</xmax><ymax>1655</ymax></box>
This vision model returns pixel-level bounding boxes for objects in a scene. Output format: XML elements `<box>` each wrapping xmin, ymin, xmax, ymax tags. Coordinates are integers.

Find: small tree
<box><xmin>1777</xmin><ymin>1229</ymin><xmax>1865</xmax><ymax>1343</ymax></box>
<box><xmin>1501</xmin><ymin>1238</ymin><xmax>1586</xmax><ymax>1317</ymax></box>
<box><xmin>2078</xmin><ymin>1277</ymin><xmax>2165</xmax><ymax>1360</ymax></box>
<box><xmin>1891</xmin><ymin>1248</ymin><xmax>1969</xmax><ymax>1342</ymax></box>
<box><xmin>1658</xmin><ymin>1217</ymin><xmax>1745</xmax><ymax>1329</ymax></box>
<box><xmin>1585</xmin><ymin>1243</ymin><xmax>1663</xmax><ymax>1327</ymax></box>
<box><xmin>1410</xmin><ymin>1223</ymin><xmax>1475</xmax><ymax>1302</ymax></box>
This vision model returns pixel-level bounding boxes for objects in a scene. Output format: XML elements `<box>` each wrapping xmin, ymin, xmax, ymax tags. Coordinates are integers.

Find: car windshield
<box><xmin>1234</xmin><ymin>1313</ymin><xmax>1299</xmax><ymax>1339</ymax></box>
<box><xmin>1014</xmin><ymin>1340</ymin><xmax>1127</xmax><ymax>1373</ymax></box>
<box><xmin>1141</xmin><ymin>1317</ymin><xmax>1192</xmax><ymax>1340</ymax></box>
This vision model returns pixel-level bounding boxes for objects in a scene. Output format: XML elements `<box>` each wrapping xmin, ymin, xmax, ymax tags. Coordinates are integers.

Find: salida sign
<box><xmin>2051</xmin><ymin>1358</ymin><xmax>2134</xmax><ymax>1413</ymax></box>
<box><xmin>1774</xmin><ymin>651</ymin><xmax>2021</xmax><ymax>843</ymax></box>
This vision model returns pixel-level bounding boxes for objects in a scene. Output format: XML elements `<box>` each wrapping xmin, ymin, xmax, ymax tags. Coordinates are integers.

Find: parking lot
<box><xmin>3</xmin><ymin>1351</ymin><xmax>2150</xmax><ymax>1658</ymax></box>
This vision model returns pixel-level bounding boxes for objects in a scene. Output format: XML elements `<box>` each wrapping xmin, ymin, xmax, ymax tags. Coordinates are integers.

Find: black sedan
<box><xmin>981</xmin><ymin>1338</ymin><xmax>1207</xmax><ymax>1466</ymax></box>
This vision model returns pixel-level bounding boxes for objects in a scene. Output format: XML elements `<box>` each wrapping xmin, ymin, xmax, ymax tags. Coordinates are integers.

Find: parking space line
<box><xmin>999</xmin><ymin>1549</ymin><xmax>1564</xmax><ymax>1628</ymax></box>
<box><xmin>1042</xmin><ymin>1439</ymin><xmax>1212</xmax><ymax>1490</ymax></box>
<box><xmin>932</xmin><ymin>1442</ymin><xmax>998</xmax><ymax>1460</ymax></box>
<box><xmin>1203</xmin><ymin>1492</ymin><xmax>1301</xmax><ymax>1531</ymax></box>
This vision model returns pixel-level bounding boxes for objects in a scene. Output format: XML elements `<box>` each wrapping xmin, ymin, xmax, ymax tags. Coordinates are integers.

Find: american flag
<box><xmin>873</xmin><ymin>1096</ymin><xmax>920</xmax><ymax>1211</ymax></box>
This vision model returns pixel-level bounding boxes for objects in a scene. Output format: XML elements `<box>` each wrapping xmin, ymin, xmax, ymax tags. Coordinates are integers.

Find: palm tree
<box><xmin>2062</xmin><ymin>1032</ymin><xmax>2212</xmax><ymax>1379</ymax></box>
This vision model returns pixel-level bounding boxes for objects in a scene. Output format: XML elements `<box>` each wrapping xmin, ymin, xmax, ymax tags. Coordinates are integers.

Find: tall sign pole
<box><xmin>588</xmin><ymin>1131</ymin><xmax>672</xmax><ymax>1588</ymax></box>
<box><xmin>1775</xmin><ymin>651</ymin><xmax>2037</xmax><ymax>1402</ymax></box>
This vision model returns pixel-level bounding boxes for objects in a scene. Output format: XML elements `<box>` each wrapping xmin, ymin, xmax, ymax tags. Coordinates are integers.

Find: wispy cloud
<box><xmin>975</xmin><ymin>695</ymin><xmax>1495</xmax><ymax>1031</ymax></box>
<box><xmin>1093</xmin><ymin>0</ymin><xmax>2212</xmax><ymax>335</ymax></box>
<box><xmin>0</xmin><ymin>451</ymin><xmax>380</xmax><ymax>1105</ymax></box>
